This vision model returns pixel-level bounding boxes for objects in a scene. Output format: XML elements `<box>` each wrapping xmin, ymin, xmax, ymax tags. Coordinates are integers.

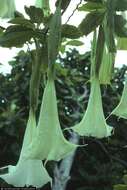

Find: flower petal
<box><xmin>24</xmin><ymin>78</ymin><xmax>78</xmax><ymax>161</ymax></box>
<box><xmin>112</xmin><ymin>78</ymin><xmax>127</xmax><ymax>119</ymax></box>
<box><xmin>0</xmin><ymin>111</ymin><xmax>52</xmax><ymax>188</ymax></box>
<box><xmin>70</xmin><ymin>78</ymin><xmax>113</xmax><ymax>138</ymax></box>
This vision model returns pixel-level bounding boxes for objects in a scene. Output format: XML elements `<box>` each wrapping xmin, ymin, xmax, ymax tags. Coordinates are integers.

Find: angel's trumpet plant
<box><xmin>69</xmin><ymin>77</ymin><xmax>113</xmax><ymax>138</ymax></box>
<box><xmin>24</xmin><ymin>76</ymin><xmax>78</xmax><ymax>162</ymax></box>
<box><xmin>0</xmin><ymin>0</ymin><xmax>15</xmax><ymax>18</ymax></box>
<box><xmin>111</xmin><ymin>78</ymin><xmax>127</xmax><ymax>119</ymax></box>
<box><xmin>0</xmin><ymin>110</ymin><xmax>52</xmax><ymax>188</ymax></box>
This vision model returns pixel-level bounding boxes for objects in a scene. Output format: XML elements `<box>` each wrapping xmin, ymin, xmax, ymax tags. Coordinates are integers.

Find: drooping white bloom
<box><xmin>23</xmin><ymin>78</ymin><xmax>78</xmax><ymax>162</ymax></box>
<box><xmin>111</xmin><ymin>78</ymin><xmax>127</xmax><ymax>119</ymax></box>
<box><xmin>0</xmin><ymin>110</ymin><xmax>52</xmax><ymax>188</ymax></box>
<box><xmin>69</xmin><ymin>77</ymin><xmax>113</xmax><ymax>138</ymax></box>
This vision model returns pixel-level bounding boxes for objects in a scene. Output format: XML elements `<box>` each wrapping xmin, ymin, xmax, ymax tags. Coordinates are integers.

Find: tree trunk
<box><xmin>52</xmin><ymin>133</ymin><xmax>79</xmax><ymax>190</ymax></box>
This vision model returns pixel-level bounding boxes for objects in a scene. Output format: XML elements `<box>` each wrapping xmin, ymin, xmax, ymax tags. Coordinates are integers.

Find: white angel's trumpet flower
<box><xmin>0</xmin><ymin>0</ymin><xmax>15</xmax><ymax>18</ymax></box>
<box><xmin>24</xmin><ymin>77</ymin><xmax>78</xmax><ymax>162</ymax></box>
<box><xmin>0</xmin><ymin>110</ymin><xmax>52</xmax><ymax>188</ymax></box>
<box><xmin>111</xmin><ymin>78</ymin><xmax>127</xmax><ymax>119</ymax></box>
<box><xmin>69</xmin><ymin>77</ymin><xmax>113</xmax><ymax>138</ymax></box>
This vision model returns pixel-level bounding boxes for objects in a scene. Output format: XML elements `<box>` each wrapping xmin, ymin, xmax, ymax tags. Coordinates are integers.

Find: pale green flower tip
<box><xmin>106</xmin><ymin>125</ymin><xmax>113</xmax><ymax>137</ymax></box>
<box><xmin>112</xmin><ymin>109</ymin><xmax>127</xmax><ymax>119</ymax></box>
<box><xmin>0</xmin><ymin>160</ymin><xmax>52</xmax><ymax>188</ymax></box>
<box><xmin>111</xmin><ymin>79</ymin><xmax>127</xmax><ymax>120</ymax></box>
<box><xmin>72</xmin><ymin>124</ymin><xmax>113</xmax><ymax>138</ymax></box>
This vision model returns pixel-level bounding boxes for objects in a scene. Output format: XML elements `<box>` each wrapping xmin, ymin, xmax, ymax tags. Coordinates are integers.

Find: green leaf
<box><xmin>117</xmin><ymin>37</ymin><xmax>127</xmax><ymax>50</ymax></box>
<box><xmin>14</xmin><ymin>11</ymin><xmax>24</xmax><ymax>18</ymax></box>
<box><xmin>55</xmin><ymin>0</ymin><xmax>71</xmax><ymax>11</ymax></box>
<box><xmin>116</xmin><ymin>0</ymin><xmax>127</xmax><ymax>11</ymax></box>
<box><xmin>114</xmin><ymin>184</ymin><xmax>127</xmax><ymax>190</ymax></box>
<box><xmin>0</xmin><ymin>25</ymin><xmax>35</xmax><ymax>48</ymax></box>
<box><xmin>8</xmin><ymin>17</ymin><xmax>35</xmax><ymax>29</ymax></box>
<box><xmin>79</xmin><ymin>12</ymin><xmax>105</xmax><ymax>36</ymax></box>
<box><xmin>114</xmin><ymin>15</ymin><xmax>127</xmax><ymax>37</ymax></box>
<box><xmin>24</xmin><ymin>6</ymin><xmax>44</xmax><ymax>24</ymax></box>
<box><xmin>78</xmin><ymin>2</ymin><xmax>105</xmax><ymax>12</ymax></box>
<box><xmin>61</xmin><ymin>24</ymin><xmax>83</xmax><ymax>39</ymax></box>
<box><xmin>66</xmin><ymin>40</ymin><xmax>84</xmax><ymax>46</ymax></box>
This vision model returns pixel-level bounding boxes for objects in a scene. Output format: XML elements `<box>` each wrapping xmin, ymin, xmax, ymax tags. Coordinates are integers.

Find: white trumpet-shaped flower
<box><xmin>0</xmin><ymin>110</ymin><xmax>52</xmax><ymax>188</ymax></box>
<box><xmin>111</xmin><ymin>78</ymin><xmax>127</xmax><ymax>119</ymax></box>
<box><xmin>0</xmin><ymin>0</ymin><xmax>15</xmax><ymax>18</ymax></box>
<box><xmin>69</xmin><ymin>77</ymin><xmax>113</xmax><ymax>138</ymax></box>
<box><xmin>23</xmin><ymin>77</ymin><xmax>78</xmax><ymax>162</ymax></box>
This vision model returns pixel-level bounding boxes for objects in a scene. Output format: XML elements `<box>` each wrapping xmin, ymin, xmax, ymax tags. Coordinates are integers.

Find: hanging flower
<box><xmin>0</xmin><ymin>0</ymin><xmax>15</xmax><ymax>18</ymax></box>
<box><xmin>23</xmin><ymin>77</ymin><xmax>78</xmax><ymax>162</ymax></box>
<box><xmin>111</xmin><ymin>78</ymin><xmax>127</xmax><ymax>119</ymax></box>
<box><xmin>0</xmin><ymin>110</ymin><xmax>52</xmax><ymax>188</ymax></box>
<box><xmin>68</xmin><ymin>77</ymin><xmax>113</xmax><ymax>138</ymax></box>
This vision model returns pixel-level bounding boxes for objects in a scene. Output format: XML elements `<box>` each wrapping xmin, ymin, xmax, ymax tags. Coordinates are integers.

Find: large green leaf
<box><xmin>56</xmin><ymin>0</ymin><xmax>71</xmax><ymax>11</ymax></box>
<box><xmin>24</xmin><ymin>6</ymin><xmax>44</xmax><ymax>24</ymax></box>
<box><xmin>9</xmin><ymin>17</ymin><xmax>35</xmax><ymax>29</ymax></box>
<box><xmin>61</xmin><ymin>24</ymin><xmax>83</xmax><ymax>39</ymax></box>
<box><xmin>0</xmin><ymin>25</ymin><xmax>35</xmax><ymax>47</ymax></box>
<box><xmin>79</xmin><ymin>12</ymin><xmax>105</xmax><ymax>36</ymax></box>
<box><xmin>78</xmin><ymin>2</ymin><xmax>105</xmax><ymax>12</ymax></box>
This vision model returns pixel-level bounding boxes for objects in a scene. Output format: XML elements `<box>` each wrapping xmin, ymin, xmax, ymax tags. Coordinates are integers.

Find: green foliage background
<box><xmin>0</xmin><ymin>49</ymin><xmax>127</xmax><ymax>190</ymax></box>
